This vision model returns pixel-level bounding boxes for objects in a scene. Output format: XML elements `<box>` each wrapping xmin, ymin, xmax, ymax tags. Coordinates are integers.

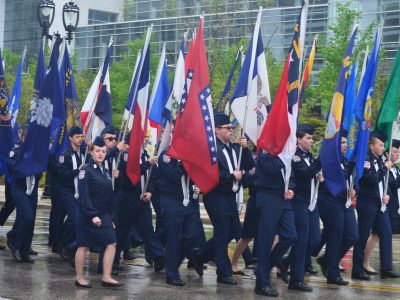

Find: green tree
<box><xmin>121</xmin><ymin>0</ymin><xmax>135</xmax><ymax>21</ymax></box>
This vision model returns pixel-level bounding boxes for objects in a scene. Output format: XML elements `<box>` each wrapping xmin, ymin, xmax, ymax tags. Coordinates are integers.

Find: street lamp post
<box><xmin>62</xmin><ymin>1</ymin><xmax>80</xmax><ymax>44</ymax></box>
<box><xmin>37</xmin><ymin>0</ymin><xmax>56</xmax><ymax>40</ymax></box>
<box><xmin>37</xmin><ymin>0</ymin><xmax>80</xmax><ymax>43</ymax></box>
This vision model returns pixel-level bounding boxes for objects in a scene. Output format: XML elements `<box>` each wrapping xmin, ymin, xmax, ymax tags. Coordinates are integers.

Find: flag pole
<box><xmin>233</xmin><ymin>7</ymin><xmax>262</xmax><ymax>192</ymax></box>
<box><xmin>114</xmin><ymin>25</ymin><xmax>153</xmax><ymax>182</ymax></box>
<box><xmin>82</xmin><ymin>36</ymin><xmax>113</xmax><ymax>163</ymax></box>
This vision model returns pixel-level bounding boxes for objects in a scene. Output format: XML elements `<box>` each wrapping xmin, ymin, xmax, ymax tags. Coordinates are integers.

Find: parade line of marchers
<box><xmin>1</xmin><ymin>0</ymin><xmax>400</xmax><ymax>297</ymax></box>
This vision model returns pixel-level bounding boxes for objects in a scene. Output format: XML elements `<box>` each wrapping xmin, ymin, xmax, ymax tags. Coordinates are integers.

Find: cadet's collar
<box><xmin>296</xmin><ymin>146</ymin><xmax>309</xmax><ymax>157</ymax></box>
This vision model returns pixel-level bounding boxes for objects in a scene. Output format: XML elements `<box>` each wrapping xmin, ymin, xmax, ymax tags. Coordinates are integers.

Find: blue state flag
<box><xmin>343</xmin><ymin>57</ymin><xmax>360</xmax><ymax>160</ymax></box>
<box><xmin>13</xmin><ymin>40</ymin><xmax>65</xmax><ymax>178</ymax></box>
<box><xmin>148</xmin><ymin>44</ymin><xmax>170</xmax><ymax>125</ymax></box>
<box><xmin>9</xmin><ymin>47</ymin><xmax>27</xmax><ymax>143</ymax></box>
<box><xmin>0</xmin><ymin>49</ymin><xmax>14</xmax><ymax>181</ymax></box>
<box><xmin>51</xmin><ymin>41</ymin><xmax>79</xmax><ymax>159</ymax></box>
<box><xmin>352</xmin><ymin>27</ymin><xmax>382</xmax><ymax>184</ymax></box>
<box><xmin>319</xmin><ymin>25</ymin><xmax>358</xmax><ymax>196</ymax></box>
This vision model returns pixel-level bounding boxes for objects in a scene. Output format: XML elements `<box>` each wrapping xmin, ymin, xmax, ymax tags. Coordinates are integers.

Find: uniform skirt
<box><xmin>76</xmin><ymin>212</ymin><xmax>116</xmax><ymax>248</ymax></box>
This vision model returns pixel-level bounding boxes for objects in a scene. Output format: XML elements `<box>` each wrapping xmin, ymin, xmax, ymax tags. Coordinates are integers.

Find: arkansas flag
<box><xmin>80</xmin><ymin>38</ymin><xmax>113</xmax><ymax>138</ymax></box>
<box><xmin>258</xmin><ymin>0</ymin><xmax>308</xmax><ymax>187</ymax></box>
<box><xmin>126</xmin><ymin>27</ymin><xmax>152</xmax><ymax>185</ymax></box>
<box><xmin>168</xmin><ymin>18</ymin><xmax>219</xmax><ymax>194</ymax></box>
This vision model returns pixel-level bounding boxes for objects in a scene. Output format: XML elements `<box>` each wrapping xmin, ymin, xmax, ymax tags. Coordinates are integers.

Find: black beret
<box><xmin>297</xmin><ymin>124</ymin><xmax>315</xmax><ymax>135</ymax></box>
<box><xmin>214</xmin><ymin>112</ymin><xmax>231</xmax><ymax>127</ymax></box>
<box><xmin>100</xmin><ymin>125</ymin><xmax>116</xmax><ymax>136</ymax></box>
<box><xmin>92</xmin><ymin>136</ymin><xmax>106</xmax><ymax>147</ymax></box>
<box><xmin>370</xmin><ymin>130</ymin><xmax>387</xmax><ymax>143</ymax></box>
<box><xmin>68</xmin><ymin>125</ymin><xmax>83</xmax><ymax>137</ymax></box>
<box><xmin>392</xmin><ymin>139</ymin><xmax>400</xmax><ymax>149</ymax></box>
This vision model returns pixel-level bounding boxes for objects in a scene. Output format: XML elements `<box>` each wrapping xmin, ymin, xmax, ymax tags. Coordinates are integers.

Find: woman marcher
<box><xmin>74</xmin><ymin>137</ymin><xmax>123</xmax><ymax>288</ymax></box>
<box><xmin>362</xmin><ymin>139</ymin><xmax>400</xmax><ymax>275</ymax></box>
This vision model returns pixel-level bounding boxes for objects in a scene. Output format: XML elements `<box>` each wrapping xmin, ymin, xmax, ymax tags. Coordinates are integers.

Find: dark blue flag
<box><xmin>0</xmin><ymin>49</ymin><xmax>14</xmax><ymax>181</ymax></box>
<box><xmin>352</xmin><ymin>27</ymin><xmax>382</xmax><ymax>184</ymax></box>
<box><xmin>319</xmin><ymin>25</ymin><xmax>358</xmax><ymax>196</ymax></box>
<box><xmin>51</xmin><ymin>41</ymin><xmax>79</xmax><ymax>159</ymax></box>
<box><xmin>13</xmin><ymin>41</ymin><xmax>65</xmax><ymax>178</ymax></box>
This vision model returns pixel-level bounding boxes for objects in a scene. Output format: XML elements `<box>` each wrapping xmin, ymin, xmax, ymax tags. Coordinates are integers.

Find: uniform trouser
<box><xmin>305</xmin><ymin>207</ymin><xmax>321</xmax><ymax>267</ymax></box>
<box><xmin>0</xmin><ymin>180</ymin><xmax>15</xmax><ymax>226</ymax></box>
<box><xmin>151</xmin><ymin>196</ymin><xmax>167</xmax><ymax>247</ymax></box>
<box><xmin>255</xmin><ymin>192</ymin><xmax>297</xmax><ymax>288</ymax></box>
<box><xmin>114</xmin><ymin>192</ymin><xmax>164</xmax><ymax>264</ymax></box>
<box><xmin>60</xmin><ymin>188</ymin><xmax>78</xmax><ymax>249</ymax></box>
<box><xmin>200</xmin><ymin>192</ymin><xmax>237</xmax><ymax>277</ymax></box>
<box><xmin>12</xmin><ymin>184</ymin><xmax>38</xmax><ymax>254</ymax></box>
<box><xmin>48</xmin><ymin>183</ymin><xmax>66</xmax><ymax>247</ymax></box>
<box><xmin>163</xmin><ymin>195</ymin><xmax>199</xmax><ymax>280</ymax></box>
<box><xmin>318</xmin><ymin>195</ymin><xmax>358</xmax><ymax>278</ymax></box>
<box><xmin>289</xmin><ymin>196</ymin><xmax>321</xmax><ymax>283</ymax></box>
<box><xmin>352</xmin><ymin>201</ymin><xmax>393</xmax><ymax>274</ymax></box>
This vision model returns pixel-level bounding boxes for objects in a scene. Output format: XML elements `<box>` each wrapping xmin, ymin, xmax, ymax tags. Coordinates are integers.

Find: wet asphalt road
<box><xmin>0</xmin><ymin>190</ymin><xmax>400</xmax><ymax>299</ymax></box>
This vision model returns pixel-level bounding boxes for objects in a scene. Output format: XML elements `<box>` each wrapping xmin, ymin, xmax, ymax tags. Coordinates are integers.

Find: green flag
<box><xmin>376</xmin><ymin>47</ymin><xmax>400</xmax><ymax>145</ymax></box>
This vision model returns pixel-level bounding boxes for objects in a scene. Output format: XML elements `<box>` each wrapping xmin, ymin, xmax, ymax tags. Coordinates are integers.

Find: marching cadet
<box><xmin>8</xmin><ymin>125</ymin><xmax>41</xmax><ymax>263</ymax></box>
<box><xmin>113</xmin><ymin>134</ymin><xmax>165</xmax><ymax>272</ymax></box>
<box><xmin>352</xmin><ymin>131</ymin><xmax>400</xmax><ymax>280</ymax></box>
<box><xmin>363</xmin><ymin>139</ymin><xmax>400</xmax><ymax>275</ymax></box>
<box><xmin>253</xmin><ymin>140</ymin><xmax>297</xmax><ymax>297</ymax></box>
<box><xmin>157</xmin><ymin>147</ymin><xmax>202</xmax><ymax>286</ymax></box>
<box><xmin>191</xmin><ymin>113</ymin><xmax>254</xmax><ymax>286</ymax></box>
<box><xmin>283</xmin><ymin>124</ymin><xmax>322</xmax><ymax>291</ymax></box>
<box><xmin>317</xmin><ymin>129</ymin><xmax>358</xmax><ymax>285</ymax></box>
<box><xmin>58</xmin><ymin>126</ymin><xmax>86</xmax><ymax>264</ymax></box>
<box><xmin>75</xmin><ymin>136</ymin><xmax>122</xmax><ymax>288</ymax></box>
<box><xmin>101</xmin><ymin>125</ymin><xmax>125</xmax><ymax>177</ymax></box>
<box><xmin>47</xmin><ymin>150</ymin><xmax>66</xmax><ymax>254</ymax></box>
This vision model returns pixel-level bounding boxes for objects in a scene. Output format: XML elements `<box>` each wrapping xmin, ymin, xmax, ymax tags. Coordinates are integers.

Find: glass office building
<box><xmin>74</xmin><ymin>0</ymin><xmax>400</xmax><ymax>74</ymax></box>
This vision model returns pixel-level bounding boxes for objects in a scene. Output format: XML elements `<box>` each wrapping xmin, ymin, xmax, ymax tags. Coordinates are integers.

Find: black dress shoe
<box><xmin>217</xmin><ymin>275</ymin><xmax>237</xmax><ymax>285</ymax></box>
<box><xmin>101</xmin><ymin>280</ymin><xmax>124</xmax><ymax>288</ymax></box>
<box><xmin>113</xmin><ymin>263</ymin><xmax>124</xmax><ymax>271</ymax></box>
<box><xmin>22</xmin><ymin>254</ymin><xmax>34</xmax><ymax>263</ymax></box>
<box><xmin>123</xmin><ymin>250</ymin><xmax>138</xmax><ymax>261</ymax></box>
<box><xmin>327</xmin><ymin>276</ymin><xmax>349</xmax><ymax>285</ymax></box>
<box><xmin>232</xmin><ymin>270</ymin><xmax>245</xmax><ymax>276</ymax></box>
<box><xmin>190</xmin><ymin>248</ymin><xmax>204</xmax><ymax>277</ymax></box>
<box><xmin>316</xmin><ymin>256</ymin><xmax>327</xmax><ymax>278</ymax></box>
<box><xmin>75</xmin><ymin>280</ymin><xmax>92</xmax><ymax>288</ymax></box>
<box><xmin>351</xmin><ymin>272</ymin><xmax>371</xmax><ymax>281</ymax></box>
<box><xmin>154</xmin><ymin>256</ymin><xmax>165</xmax><ymax>272</ymax></box>
<box><xmin>305</xmin><ymin>265</ymin><xmax>318</xmax><ymax>275</ymax></box>
<box><xmin>276</xmin><ymin>260</ymin><xmax>289</xmax><ymax>283</ymax></box>
<box><xmin>0</xmin><ymin>245</ymin><xmax>6</xmax><ymax>250</ymax></box>
<box><xmin>166</xmin><ymin>278</ymin><xmax>186</xmax><ymax>286</ymax></box>
<box><xmin>255</xmin><ymin>286</ymin><xmax>279</xmax><ymax>297</ymax></box>
<box><xmin>288</xmin><ymin>281</ymin><xmax>313</xmax><ymax>292</ymax></box>
<box><xmin>363</xmin><ymin>268</ymin><xmax>378</xmax><ymax>275</ymax></box>
<box><xmin>381</xmin><ymin>270</ymin><xmax>400</xmax><ymax>279</ymax></box>
<box><xmin>12</xmin><ymin>249</ymin><xmax>23</xmax><ymax>263</ymax></box>
<box><xmin>29</xmin><ymin>248</ymin><xmax>38</xmax><ymax>255</ymax></box>
<box><xmin>245</xmin><ymin>258</ymin><xmax>257</xmax><ymax>268</ymax></box>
